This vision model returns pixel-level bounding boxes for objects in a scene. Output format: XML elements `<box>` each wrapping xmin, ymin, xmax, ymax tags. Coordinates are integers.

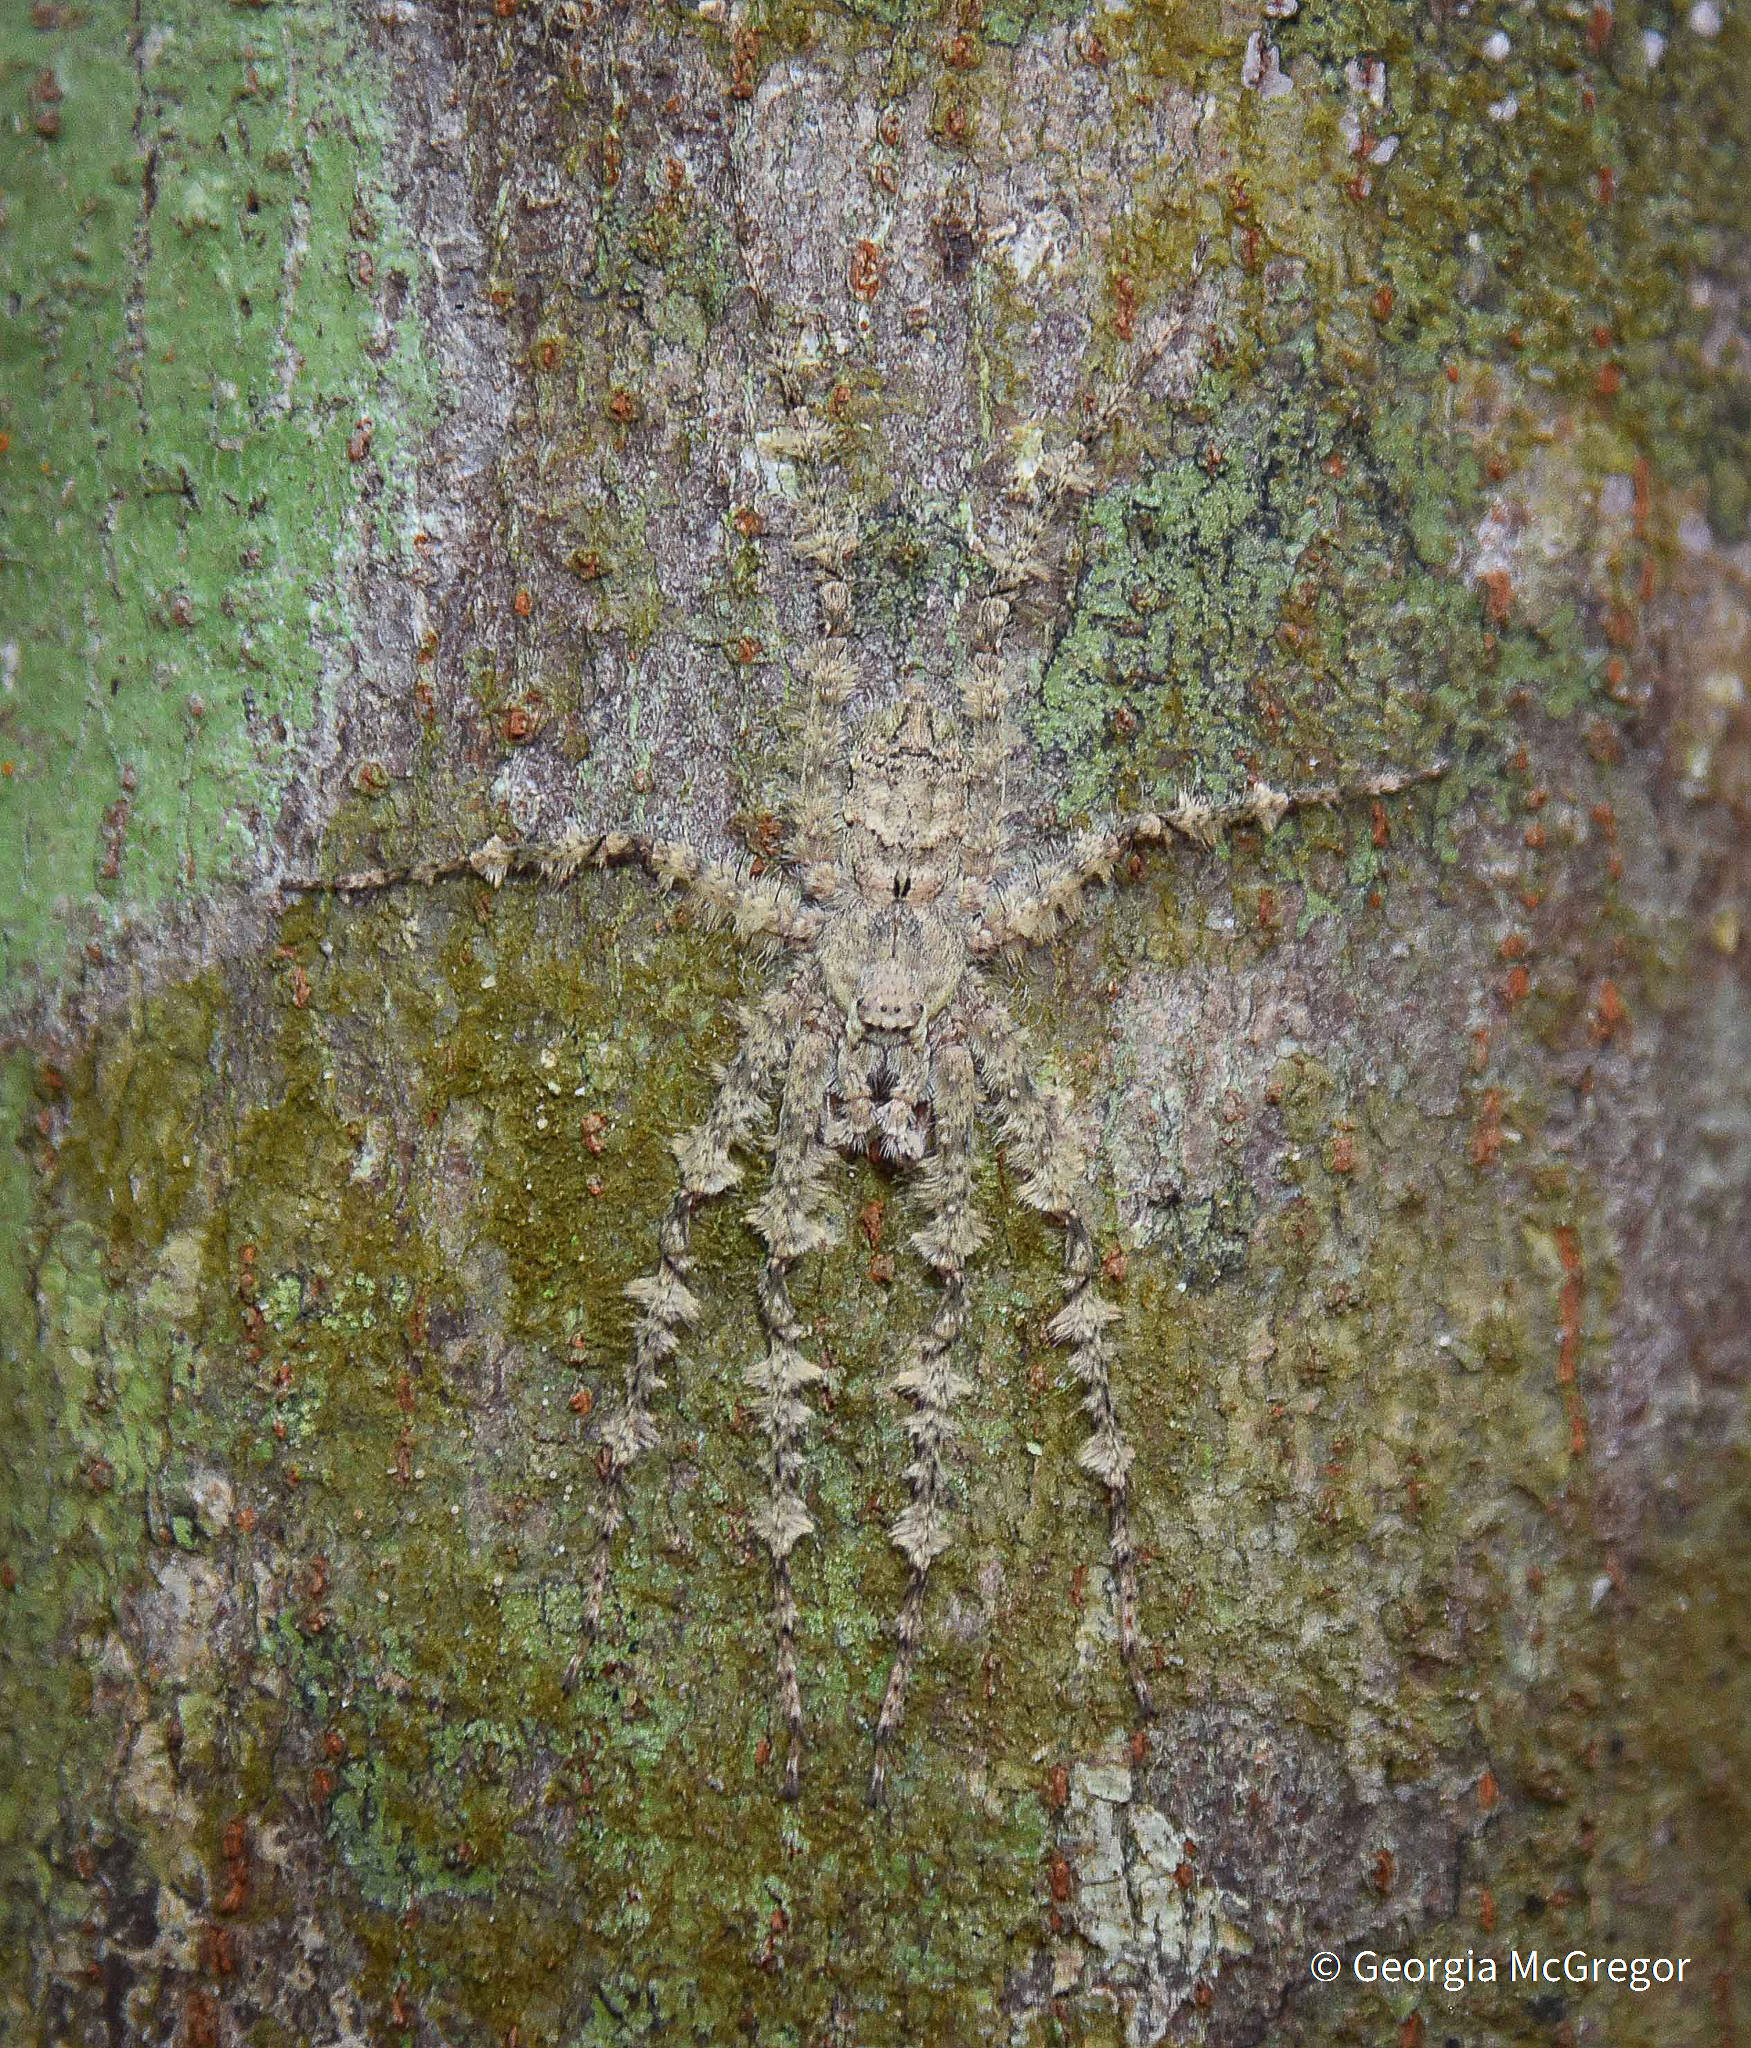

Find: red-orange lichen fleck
<box><xmin>1591</xmin><ymin>979</ymin><xmax>1629</xmax><ymax>1042</ymax></box>
<box><xmin>1470</xmin><ymin>1090</ymin><xmax>1504</xmax><ymax>1169</ymax></box>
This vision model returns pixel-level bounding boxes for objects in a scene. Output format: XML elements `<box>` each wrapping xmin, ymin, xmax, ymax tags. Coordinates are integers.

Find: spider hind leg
<box><xmin>742</xmin><ymin>1013</ymin><xmax>839</xmax><ymax>1797</ymax></box>
<box><xmin>965</xmin><ymin>989</ymin><xmax>1155</xmax><ymax>1725</ymax></box>
<box><xmin>570</xmin><ymin>977</ymin><xmax>809</xmax><ymax>1687</ymax></box>
<box><xmin>869</xmin><ymin>1040</ymin><xmax>985</xmax><ymax>1805</ymax></box>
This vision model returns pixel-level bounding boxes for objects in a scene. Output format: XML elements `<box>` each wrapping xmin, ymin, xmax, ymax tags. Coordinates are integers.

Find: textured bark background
<box><xmin>2</xmin><ymin>0</ymin><xmax>1748</xmax><ymax>2043</ymax></box>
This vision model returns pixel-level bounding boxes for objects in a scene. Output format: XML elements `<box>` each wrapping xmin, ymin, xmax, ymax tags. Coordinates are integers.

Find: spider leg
<box><xmin>869</xmin><ymin>1039</ymin><xmax>985</xmax><ymax>1805</ymax></box>
<box><xmin>282</xmin><ymin>829</ymin><xmax>821</xmax><ymax>947</ymax></box>
<box><xmin>787</xmin><ymin>577</ymin><xmax>860</xmax><ymax>894</ymax></box>
<box><xmin>964</xmin><ymin>296</ymin><xmax>1201</xmax><ymax>600</ymax></box>
<box><xmin>570</xmin><ymin>974</ymin><xmax>812</xmax><ymax>1683</ymax></box>
<box><xmin>956</xmin><ymin>599</ymin><xmax>1021</xmax><ymax>886</ymax></box>
<box><xmin>972</xmin><ymin>761</ymin><xmax>1447</xmax><ymax>955</ymax></box>
<box><xmin>725</xmin><ymin>196</ymin><xmax>860</xmax><ymax>897</ymax></box>
<box><xmin>872</xmin><ymin>1035</ymin><xmax>932</xmax><ymax>1165</ymax></box>
<box><xmin>825</xmin><ymin>1029</ymin><xmax>876</xmax><ymax>1153</ymax></box>
<box><xmin>741</xmin><ymin>1009</ymin><xmax>839</xmax><ymax>1798</ymax></box>
<box><xmin>963</xmin><ymin>988</ymin><xmax>1154</xmax><ymax>1724</ymax></box>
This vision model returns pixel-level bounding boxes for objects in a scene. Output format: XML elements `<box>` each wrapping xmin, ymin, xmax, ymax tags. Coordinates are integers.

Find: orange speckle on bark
<box><xmin>849</xmin><ymin>238</ymin><xmax>884</xmax><ymax>301</ymax></box>
<box><xmin>1591</xmin><ymin>979</ymin><xmax>1629</xmax><ymax>1043</ymax></box>
<box><xmin>1469</xmin><ymin>1090</ymin><xmax>1504</xmax><ymax>1169</ymax></box>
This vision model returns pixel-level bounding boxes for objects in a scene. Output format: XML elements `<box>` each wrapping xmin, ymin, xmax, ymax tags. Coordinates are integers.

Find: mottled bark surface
<box><xmin>2</xmin><ymin>0</ymin><xmax>1747</xmax><ymax>2043</ymax></box>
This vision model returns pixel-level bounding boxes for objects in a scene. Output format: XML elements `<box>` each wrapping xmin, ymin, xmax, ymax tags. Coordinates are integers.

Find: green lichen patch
<box><xmin>1035</xmin><ymin>363</ymin><xmax>1496</xmax><ymax>830</ymax></box>
<box><xmin>1272</xmin><ymin>0</ymin><xmax>1750</xmax><ymax>531</ymax></box>
<box><xmin>3</xmin><ymin>800</ymin><xmax>1745</xmax><ymax>2043</ymax></box>
<box><xmin>0</xmin><ymin>0</ymin><xmax>436</xmax><ymax>1006</ymax></box>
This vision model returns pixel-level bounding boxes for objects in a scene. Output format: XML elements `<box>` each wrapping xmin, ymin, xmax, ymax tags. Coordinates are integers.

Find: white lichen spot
<box><xmin>187</xmin><ymin>1470</ymin><xmax>235</xmax><ymax>1539</ymax></box>
<box><xmin>1688</xmin><ymin>0</ymin><xmax>1723</xmax><ymax>35</ymax></box>
<box><xmin>1488</xmin><ymin>92</ymin><xmax>1520</xmax><ymax>121</ymax></box>
<box><xmin>1482</xmin><ymin>28</ymin><xmax>1512</xmax><ymax>61</ymax></box>
<box><xmin>1599</xmin><ymin>474</ymin><xmax>1637</xmax><ymax>519</ymax></box>
<box><xmin>1642</xmin><ymin>26</ymin><xmax>1668</xmax><ymax>64</ymax></box>
<box><xmin>1242</xmin><ymin>31</ymin><xmax>1294</xmax><ymax>96</ymax></box>
<box><xmin>1345</xmin><ymin>55</ymin><xmax>1388</xmax><ymax>107</ymax></box>
<box><xmin>988</xmin><ymin>207</ymin><xmax>1074</xmax><ymax>283</ymax></box>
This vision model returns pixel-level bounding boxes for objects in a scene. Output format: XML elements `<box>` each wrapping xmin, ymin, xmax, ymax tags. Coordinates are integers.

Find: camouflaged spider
<box><xmin>286</xmin><ymin>136</ymin><xmax>1444</xmax><ymax>1803</ymax></box>
<box><xmin>285</xmin><ymin>473</ymin><xmax>1441</xmax><ymax>1803</ymax></box>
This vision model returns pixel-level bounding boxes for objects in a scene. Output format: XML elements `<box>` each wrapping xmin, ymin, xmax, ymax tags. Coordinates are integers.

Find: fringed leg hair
<box><xmin>964</xmin><ymin>989</ymin><xmax>1153</xmax><ymax>1721</ymax></box>
<box><xmin>572</xmin><ymin>975</ymin><xmax>811</xmax><ymax>1680</ymax></box>
<box><xmin>870</xmin><ymin>1040</ymin><xmax>987</xmax><ymax>1802</ymax></box>
<box><xmin>742</xmin><ymin>1013</ymin><xmax>839</xmax><ymax>1795</ymax></box>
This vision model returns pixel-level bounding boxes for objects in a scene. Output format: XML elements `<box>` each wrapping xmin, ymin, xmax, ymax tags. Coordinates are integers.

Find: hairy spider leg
<box><xmin>972</xmin><ymin>761</ymin><xmax>1448</xmax><ymax>955</ymax></box>
<box><xmin>788</xmin><ymin>577</ymin><xmax>860</xmax><ymax>889</ymax></box>
<box><xmin>741</xmin><ymin>1011</ymin><xmax>840</xmax><ymax>1797</ymax></box>
<box><xmin>965</xmin><ymin>284</ymin><xmax>1201</xmax><ymax>608</ymax></box>
<box><xmin>281</xmin><ymin>828</ymin><xmax>821</xmax><ymax>948</ymax></box>
<box><xmin>826</xmin><ymin>1031</ymin><xmax>877</xmax><ymax>1153</ymax></box>
<box><xmin>969</xmin><ymin>432</ymin><xmax>1100</xmax><ymax>596</ymax></box>
<box><xmin>570</xmin><ymin>975</ymin><xmax>813</xmax><ymax>1681</ymax></box>
<box><xmin>869</xmin><ymin>1040</ymin><xmax>985</xmax><ymax>1805</ymax></box>
<box><xmin>727</xmin><ymin>169</ymin><xmax>862</xmax><ymax>894</ymax></box>
<box><xmin>963</xmin><ymin>988</ymin><xmax>1155</xmax><ymax>1725</ymax></box>
<box><xmin>956</xmin><ymin>598</ymin><xmax>1022</xmax><ymax>884</ymax></box>
<box><xmin>871</xmin><ymin>1033</ymin><xmax>932</xmax><ymax>1164</ymax></box>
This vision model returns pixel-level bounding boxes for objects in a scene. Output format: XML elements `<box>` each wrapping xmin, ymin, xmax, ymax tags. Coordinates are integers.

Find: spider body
<box><xmin>821</xmin><ymin>695</ymin><xmax>972</xmax><ymax>1050</ymax></box>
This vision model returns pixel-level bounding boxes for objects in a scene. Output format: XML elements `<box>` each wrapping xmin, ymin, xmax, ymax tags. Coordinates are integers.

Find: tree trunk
<box><xmin>3</xmin><ymin>0</ymin><xmax>1747</xmax><ymax>2043</ymax></box>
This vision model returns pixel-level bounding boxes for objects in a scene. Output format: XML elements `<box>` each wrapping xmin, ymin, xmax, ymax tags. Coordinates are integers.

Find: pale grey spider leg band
<box><xmin>869</xmin><ymin>1039</ymin><xmax>984</xmax><ymax>1805</ymax></box>
<box><xmin>789</xmin><ymin>579</ymin><xmax>861</xmax><ymax>893</ymax></box>
<box><xmin>972</xmin><ymin>762</ymin><xmax>1449</xmax><ymax>956</ymax></box>
<box><xmin>964</xmin><ymin>989</ymin><xmax>1154</xmax><ymax>1723</ymax></box>
<box><xmin>283</xmin><ymin>829</ymin><xmax>821</xmax><ymax>950</ymax></box>
<box><xmin>956</xmin><ymin>599</ymin><xmax>1021</xmax><ymax>887</ymax></box>
<box><xmin>571</xmin><ymin>976</ymin><xmax>812</xmax><ymax>1682</ymax></box>
<box><xmin>742</xmin><ymin>1010</ymin><xmax>839</xmax><ymax>1797</ymax></box>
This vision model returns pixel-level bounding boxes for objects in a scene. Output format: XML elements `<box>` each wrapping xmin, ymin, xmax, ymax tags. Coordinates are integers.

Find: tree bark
<box><xmin>2</xmin><ymin>0</ymin><xmax>1747</xmax><ymax>2043</ymax></box>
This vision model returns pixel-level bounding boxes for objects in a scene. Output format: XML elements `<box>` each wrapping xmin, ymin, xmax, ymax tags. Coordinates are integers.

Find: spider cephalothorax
<box><xmin>816</xmin><ymin>690</ymin><xmax>975</xmax><ymax>1045</ymax></box>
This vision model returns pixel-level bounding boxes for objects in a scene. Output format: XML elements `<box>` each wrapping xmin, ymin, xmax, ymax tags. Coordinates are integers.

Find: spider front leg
<box><xmin>283</xmin><ymin>828</ymin><xmax>821</xmax><ymax>947</ymax></box>
<box><xmin>870</xmin><ymin>1039</ymin><xmax>985</xmax><ymax>1805</ymax></box>
<box><xmin>964</xmin><ymin>989</ymin><xmax>1154</xmax><ymax>1724</ymax></box>
<box><xmin>956</xmin><ymin>599</ymin><xmax>1022</xmax><ymax>886</ymax></box>
<box><xmin>570</xmin><ymin>974</ymin><xmax>811</xmax><ymax>1683</ymax></box>
<box><xmin>787</xmin><ymin>577</ymin><xmax>860</xmax><ymax>891</ymax></box>
<box><xmin>972</xmin><ymin>760</ymin><xmax>1448</xmax><ymax>953</ymax></box>
<box><xmin>740</xmin><ymin>1011</ymin><xmax>840</xmax><ymax>1798</ymax></box>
